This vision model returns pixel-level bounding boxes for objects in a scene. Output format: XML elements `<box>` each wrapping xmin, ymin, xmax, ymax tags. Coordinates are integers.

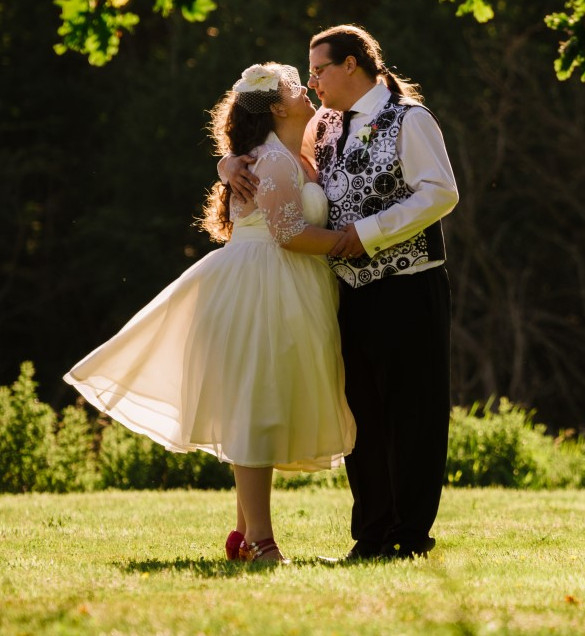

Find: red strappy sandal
<box><xmin>239</xmin><ymin>537</ymin><xmax>289</xmax><ymax>563</ymax></box>
<box><xmin>225</xmin><ymin>530</ymin><xmax>245</xmax><ymax>560</ymax></box>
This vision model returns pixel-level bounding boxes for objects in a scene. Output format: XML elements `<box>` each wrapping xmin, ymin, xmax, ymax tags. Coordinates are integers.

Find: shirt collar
<box><xmin>349</xmin><ymin>81</ymin><xmax>390</xmax><ymax>116</ymax></box>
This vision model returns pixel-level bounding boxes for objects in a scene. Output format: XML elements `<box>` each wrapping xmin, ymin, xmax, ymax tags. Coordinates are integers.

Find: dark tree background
<box><xmin>1</xmin><ymin>0</ymin><xmax>584</xmax><ymax>432</ymax></box>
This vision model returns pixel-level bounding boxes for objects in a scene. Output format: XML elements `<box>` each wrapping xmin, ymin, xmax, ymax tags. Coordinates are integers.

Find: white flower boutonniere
<box><xmin>233</xmin><ymin>64</ymin><xmax>280</xmax><ymax>93</ymax></box>
<box><xmin>356</xmin><ymin>124</ymin><xmax>379</xmax><ymax>158</ymax></box>
<box><xmin>356</xmin><ymin>125</ymin><xmax>373</xmax><ymax>143</ymax></box>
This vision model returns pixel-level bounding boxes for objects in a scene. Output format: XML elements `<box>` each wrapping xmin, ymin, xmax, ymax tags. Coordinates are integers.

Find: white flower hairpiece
<box><xmin>233</xmin><ymin>64</ymin><xmax>281</xmax><ymax>93</ymax></box>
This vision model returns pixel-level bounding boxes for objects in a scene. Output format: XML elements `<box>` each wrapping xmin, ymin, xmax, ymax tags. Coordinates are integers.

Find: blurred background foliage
<box><xmin>1</xmin><ymin>0</ymin><xmax>584</xmax><ymax>436</ymax></box>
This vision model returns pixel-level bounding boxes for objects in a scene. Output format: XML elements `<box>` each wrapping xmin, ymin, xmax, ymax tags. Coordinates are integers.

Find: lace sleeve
<box><xmin>253</xmin><ymin>150</ymin><xmax>308</xmax><ymax>245</ymax></box>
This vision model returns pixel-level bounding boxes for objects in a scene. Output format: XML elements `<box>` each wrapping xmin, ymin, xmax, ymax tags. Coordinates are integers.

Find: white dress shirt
<box><xmin>302</xmin><ymin>82</ymin><xmax>458</xmax><ymax>271</ymax></box>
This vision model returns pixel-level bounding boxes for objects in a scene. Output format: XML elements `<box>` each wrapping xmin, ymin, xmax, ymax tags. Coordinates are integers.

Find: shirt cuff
<box><xmin>217</xmin><ymin>154</ymin><xmax>234</xmax><ymax>185</ymax></box>
<box><xmin>354</xmin><ymin>216</ymin><xmax>385</xmax><ymax>258</ymax></box>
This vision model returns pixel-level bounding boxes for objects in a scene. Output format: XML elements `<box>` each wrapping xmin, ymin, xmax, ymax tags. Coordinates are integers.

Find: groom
<box><xmin>224</xmin><ymin>24</ymin><xmax>458</xmax><ymax>560</ymax></box>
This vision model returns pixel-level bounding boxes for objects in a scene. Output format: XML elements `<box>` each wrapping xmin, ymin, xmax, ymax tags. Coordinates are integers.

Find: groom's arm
<box><xmin>217</xmin><ymin>155</ymin><xmax>259</xmax><ymax>202</ymax></box>
<box><xmin>217</xmin><ymin>107</ymin><xmax>325</xmax><ymax>202</ymax></box>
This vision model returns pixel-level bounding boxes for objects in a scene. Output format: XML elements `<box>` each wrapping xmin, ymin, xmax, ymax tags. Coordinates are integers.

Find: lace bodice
<box><xmin>230</xmin><ymin>132</ymin><xmax>329</xmax><ymax>245</ymax></box>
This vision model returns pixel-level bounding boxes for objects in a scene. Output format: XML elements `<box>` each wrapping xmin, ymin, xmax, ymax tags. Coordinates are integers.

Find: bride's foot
<box><xmin>225</xmin><ymin>530</ymin><xmax>245</xmax><ymax>560</ymax></box>
<box><xmin>239</xmin><ymin>537</ymin><xmax>290</xmax><ymax>563</ymax></box>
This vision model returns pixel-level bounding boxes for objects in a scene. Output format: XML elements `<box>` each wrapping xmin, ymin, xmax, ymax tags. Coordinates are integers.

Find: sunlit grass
<box><xmin>1</xmin><ymin>488</ymin><xmax>584</xmax><ymax>635</ymax></box>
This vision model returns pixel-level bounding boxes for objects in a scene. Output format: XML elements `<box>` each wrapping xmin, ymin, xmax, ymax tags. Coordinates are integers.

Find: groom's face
<box><xmin>308</xmin><ymin>44</ymin><xmax>348</xmax><ymax>111</ymax></box>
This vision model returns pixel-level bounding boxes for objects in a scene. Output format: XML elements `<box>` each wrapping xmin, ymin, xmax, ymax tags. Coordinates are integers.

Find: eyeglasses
<box><xmin>308</xmin><ymin>61</ymin><xmax>334</xmax><ymax>81</ymax></box>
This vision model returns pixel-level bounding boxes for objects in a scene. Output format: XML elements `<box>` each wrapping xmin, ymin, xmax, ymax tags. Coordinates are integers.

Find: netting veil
<box><xmin>232</xmin><ymin>63</ymin><xmax>302</xmax><ymax>113</ymax></box>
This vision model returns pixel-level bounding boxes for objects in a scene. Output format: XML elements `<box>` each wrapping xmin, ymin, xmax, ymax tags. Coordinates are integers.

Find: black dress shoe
<box><xmin>345</xmin><ymin>540</ymin><xmax>382</xmax><ymax>560</ymax></box>
<box><xmin>317</xmin><ymin>540</ymin><xmax>381</xmax><ymax>564</ymax></box>
<box><xmin>380</xmin><ymin>537</ymin><xmax>436</xmax><ymax>560</ymax></box>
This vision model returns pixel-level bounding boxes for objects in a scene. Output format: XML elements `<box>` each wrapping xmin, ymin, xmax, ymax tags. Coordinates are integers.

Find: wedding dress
<box><xmin>64</xmin><ymin>132</ymin><xmax>355</xmax><ymax>471</ymax></box>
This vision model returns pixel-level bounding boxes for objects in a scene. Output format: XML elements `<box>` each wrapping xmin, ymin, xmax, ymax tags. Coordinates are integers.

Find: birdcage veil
<box><xmin>232</xmin><ymin>63</ymin><xmax>302</xmax><ymax>114</ymax></box>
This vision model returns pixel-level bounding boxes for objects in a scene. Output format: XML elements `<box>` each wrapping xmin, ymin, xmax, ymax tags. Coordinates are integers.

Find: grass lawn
<box><xmin>1</xmin><ymin>487</ymin><xmax>584</xmax><ymax>635</ymax></box>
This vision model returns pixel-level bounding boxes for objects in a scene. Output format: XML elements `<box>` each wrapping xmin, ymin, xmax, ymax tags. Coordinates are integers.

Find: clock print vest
<box><xmin>315</xmin><ymin>93</ymin><xmax>446</xmax><ymax>288</ymax></box>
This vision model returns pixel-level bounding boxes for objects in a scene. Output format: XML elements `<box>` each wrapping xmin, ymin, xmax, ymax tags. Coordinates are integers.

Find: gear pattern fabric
<box><xmin>315</xmin><ymin>96</ymin><xmax>446</xmax><ymax>288</ymax></box>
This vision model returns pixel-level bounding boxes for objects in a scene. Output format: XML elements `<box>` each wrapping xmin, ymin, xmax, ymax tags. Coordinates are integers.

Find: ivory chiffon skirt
<box><xmin>64</xmin><ymin>216</ymin><xmax>356</xmax><ymax>471</ymax></box>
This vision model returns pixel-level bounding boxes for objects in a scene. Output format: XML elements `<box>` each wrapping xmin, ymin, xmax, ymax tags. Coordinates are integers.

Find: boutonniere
<box><xmin>356</xmin><ymin>124</ymin><xmax>379</xmax><ymax>158</ymax></box>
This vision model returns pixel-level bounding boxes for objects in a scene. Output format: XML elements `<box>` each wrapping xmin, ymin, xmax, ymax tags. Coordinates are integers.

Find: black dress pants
<box><xmin>339</xmin><ymin>265</ymin><xmax>451</xmax><ymax>553</ymax></box>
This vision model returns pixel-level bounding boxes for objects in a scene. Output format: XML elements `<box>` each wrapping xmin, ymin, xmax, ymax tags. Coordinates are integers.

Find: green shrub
<box><xmin>189</xmin><ymin>452</ymin><xmax>235</xmax><ymax>490</ymax></box>
<box><xmin>0</xmin><ymin>363</ymin><xmax>234</xmax><ymax>493</ymax></box>
<box><xmin>446</xmin><ymin>397</ymin><xmax>585</xmax><ymax>488</ymax></box>
<box><xmin>273</xmin><ymin>467</ymin><xmax>349</xmax><ymax>490</ymax></box>
<box><xmin>98</xmin><ymin>420</ymin><xmax>234</xmax><ymax>490</ymax></box>
<box><xmin>0</xmin><ymin>362</ymin><xmax>55</xmax><ymax>492</ymax></box>
<box><xmin>2</xmin><ymin>364</ymin><xmax>583</xmax><ymax>493</ymax></box>
<box><xmin>47</xmin><ymin>405</ymin><xmax>100</xmax><ymax>492</ymax></box>
<box><xmin>98</xmin><ymin>421</ymin><xmax>161</xmax><ymax>490</ymax></box>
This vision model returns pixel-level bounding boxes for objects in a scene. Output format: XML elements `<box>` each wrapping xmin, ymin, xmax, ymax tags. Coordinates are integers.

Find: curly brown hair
<box><xmin>200</xmin><ymin>75</ymin><xmax>282</xmax><ymax>243</ymax></box>
<box><xmin>310</xmin><ymin>24</ymin><xmax>424</xmax><ymax>103</ymax></box>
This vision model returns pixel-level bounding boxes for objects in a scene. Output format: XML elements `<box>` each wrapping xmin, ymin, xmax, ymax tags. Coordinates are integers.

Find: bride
<box><xmin>64</xmin><ymin>63</ymin><xmax>355</xmax><ymax>562</ymax></box>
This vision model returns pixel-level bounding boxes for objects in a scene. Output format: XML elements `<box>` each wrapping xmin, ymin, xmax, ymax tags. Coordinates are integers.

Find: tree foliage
<box><xmin>443</xmin><ymin>0</ymin><xmax>494</xmax><ymax>22</ymax></box>
<box><xmin>53</xmin><ymin>1</ymin><xmax>585</xmax><ymax>82</ymax></box>
<box><xmin>54</xmin><ymin>0</ymin><xmax>217</xmax><ymax>66</ymax></box>
<box><xmin>443</xmin><ymin>0</ymin><xmax>585</xmax><ymax>81</ymax></box>
<box><xmin>54</xmin><ymin>0</ymin><xmax>141</xmax><ymax>67</ymax></box>
<box><xmin>545</xmin><ymin>0</ymin><xmax>585</xmax><ymax>81</ymax></box>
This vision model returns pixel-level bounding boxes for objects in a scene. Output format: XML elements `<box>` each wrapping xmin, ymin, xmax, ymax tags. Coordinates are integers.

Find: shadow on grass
<box><xmin>114</xmin><ymin>557</ymin><xmax>247</xmax><ymax>578</ymax></box>
<box><xmin>112</xmin><ymin>556</ymin><xmax>366</xmax><ymax>577</ymax></box>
